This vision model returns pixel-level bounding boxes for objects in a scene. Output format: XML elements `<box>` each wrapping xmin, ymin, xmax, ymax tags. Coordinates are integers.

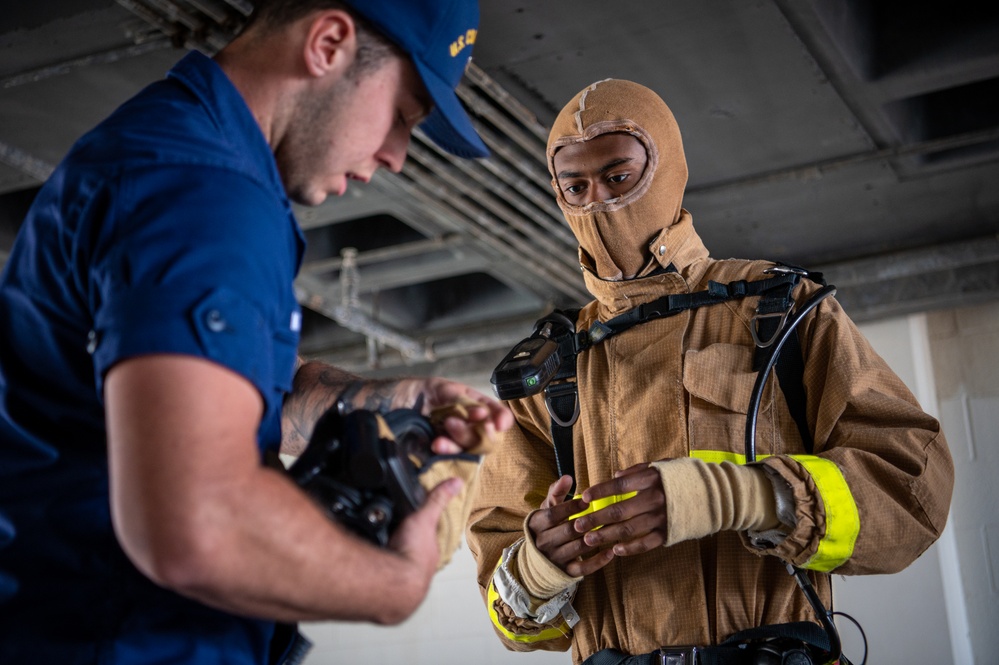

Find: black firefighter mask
<box><xmin>547</xmin><ymin>79</ymin><xmax>688</xmax><ymax>280</ymax></box>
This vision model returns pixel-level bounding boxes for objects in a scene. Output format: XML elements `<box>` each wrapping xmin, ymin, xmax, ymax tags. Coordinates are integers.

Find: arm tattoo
<box><xmin>280</xmin><ymin>360</ymin><xmax>415</xmax><ymax>457</ymax></box>
<box><xmin>281</xmin><ymin>362</ymin><xmax>358</xmax><ymax>457</ymax></box>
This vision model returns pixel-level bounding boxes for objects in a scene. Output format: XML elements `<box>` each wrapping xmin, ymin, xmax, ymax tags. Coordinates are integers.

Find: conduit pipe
<box><xmin>397</xmin><ymin>161</ymin><xmax>589</xmax><ymax>302</ymax></box>
<box><xmin>406</xmin><ymin>142</ymin><xmax>579</xmax><ymax>275</ymax></box>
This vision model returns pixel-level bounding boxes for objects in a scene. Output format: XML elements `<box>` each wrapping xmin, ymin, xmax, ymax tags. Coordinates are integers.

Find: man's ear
<box><xmin>302</xmin><ymin>10</ymin><xmax>357</xmax><ymax>78</ymax></box>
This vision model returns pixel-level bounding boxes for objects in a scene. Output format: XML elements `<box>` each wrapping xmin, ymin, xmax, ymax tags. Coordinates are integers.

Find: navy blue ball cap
<box><xmin>345</xmin><ymin>0</ymin><xmax>490</xmax><ymax>159</ymax></box>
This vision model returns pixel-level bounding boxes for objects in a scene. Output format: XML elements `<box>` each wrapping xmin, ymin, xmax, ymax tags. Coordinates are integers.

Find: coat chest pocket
<box><xmin>682</xmin><ymin>343</ymin><xmax>767</xmax><ymax>454</ymax></box>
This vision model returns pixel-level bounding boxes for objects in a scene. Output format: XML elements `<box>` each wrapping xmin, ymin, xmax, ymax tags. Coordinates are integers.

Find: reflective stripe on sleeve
<box><xmin>487</xmin><ymin>555</ymin><xmax>570</xmax><ymax>644</ymax></box>
<box><xmin>789</xmin><ymin>454</ymin><xmax>859</xmax><ymax>572</ymax></box>
<box><xmin>689</xmin><ymin>450</ymin><xmax>859</xmax><ymax>572</ymax></box>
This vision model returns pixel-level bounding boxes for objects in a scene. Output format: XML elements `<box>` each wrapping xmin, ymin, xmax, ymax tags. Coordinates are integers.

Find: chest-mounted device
<box><xmin>490</xmin><ymin>311</ymin><xmax>576</xmax><ymax>401</ymax></box>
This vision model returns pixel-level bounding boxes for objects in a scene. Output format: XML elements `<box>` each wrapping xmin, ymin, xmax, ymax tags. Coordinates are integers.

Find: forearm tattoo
<box><xmin>280</xmin><ymin>360</ymin><xmax>416</xmax><ymax>457</ymax></box>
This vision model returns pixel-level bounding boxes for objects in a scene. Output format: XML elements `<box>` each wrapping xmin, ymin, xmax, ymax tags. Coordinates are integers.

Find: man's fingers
<box><xmin>530</xmin><ymin>496</ymin><xmax>588</xmax><ymax>535</ymax></box>
<box><xmin>388</xmin><ymin>476</ymin><xmax>462</xmax><ymax>573</ymax></box>
<box><xmin>564</xmin><ymin>548</ymin><xmax>616</xmax><ymax>578</ymax></box>
<box><xmin>581</xmin><ymin>511</ymin><xmax>666</xmax><ymax>551</ymax></box>
<box><xmin>540</xmin><ymin>475</ymin><xmax>574</xmax><ymax>510</ymax></box>
<box><xmin>428</xmin><ymin>399</ymin><xmax>512</xmax><ymax>455</ymax></box>
<box><xmin>420</xmin><ymin>477</ymin><xmax>462</xmax><ymax>522</ymax></box>
<box><xmin>609</xmin><ymin>532</ymin><xmax>664</xmax><ymax>557</ymax></box>
<box><xmin>582</xmin><ymin>465</ymin><xmax>661</xmax><ymax>503</ymax></box>
<box><xmin>614</xmin><ymin>462</ymin><xmax>650</xmax><ymax>479</ymax></box>
<box><xmin>571</xmin><ymin>485</ymin><xmax>665</xmax><ymax>533</ymax></box>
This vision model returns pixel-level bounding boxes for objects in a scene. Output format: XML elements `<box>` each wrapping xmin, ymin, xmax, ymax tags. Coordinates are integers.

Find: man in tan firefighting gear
<box><xmin>465</xmin><ymin>79</ymin><xmax>955</xmax><ymax>665</ymax></box>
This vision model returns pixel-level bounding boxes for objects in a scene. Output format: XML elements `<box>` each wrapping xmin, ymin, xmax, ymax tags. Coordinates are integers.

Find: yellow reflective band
<box><xmin>690</xmin><ymin>450</ymin><xmax>758</xmax><ymax>465</ymax></box>
<box><xmin>791</xmin><ymin>455</ymin><xmax>859</xmax><ymax>572</ymax></box>
<box><xmin>567</xmin><ymin>492</ymin><xmax>638</xmax><ymax>523</ymax></box>
<box><xmin>486</xmin><ymin>556</ymin><xmax>569</xmax><ymax>644</ymax></box>
<box><xmin>689</xmin><ymin>450</ymin><xmax>859</xmax><ymax>572</ymax></box>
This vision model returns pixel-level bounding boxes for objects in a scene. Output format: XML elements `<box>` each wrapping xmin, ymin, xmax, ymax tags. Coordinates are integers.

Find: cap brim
<box><xmin>413</xmin><ymin>58</ymin><xmax>490</xmax><ymax>159</ymax></box>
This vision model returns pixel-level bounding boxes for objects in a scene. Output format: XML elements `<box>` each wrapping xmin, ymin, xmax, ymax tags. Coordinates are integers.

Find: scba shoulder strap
<box><xmin>541</xmin><ymin>264</ymin><xmax>826</xmax><ymax>492</ymax></box>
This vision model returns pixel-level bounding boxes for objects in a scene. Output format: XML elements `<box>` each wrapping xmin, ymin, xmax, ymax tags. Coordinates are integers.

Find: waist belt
<box><xmin>583</xmin><ymin>621</ymin><xmax>832</xmax><ymax>665</ymax></box>
<box><xmin>583</xmin><ymin>646</ymin><xmax>752</xmax><ymax>665</ymax></box>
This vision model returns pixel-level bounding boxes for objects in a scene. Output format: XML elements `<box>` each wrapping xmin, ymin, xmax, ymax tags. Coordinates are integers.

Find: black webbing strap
<box><xmin>582</xmin><ymin>645</ymin><xmax>752</xmax><ymax>665</ymax></box>
<box><xmin>582</xmin><ymin>273</ymin><xmax>801</xmax><ymax>350</ymax></box>
<box><xmin>544</xmin><ymin>267</ymin><xmax>824</xmax><ymax>490</ymax></box>
<box><xmin>751</xmin><ymin>266</ymin><xmax>826</xmax><ymax>455</ymax></box>
<box><xmin>756</xmin><ymin>324</ymin><xmax>814</xmax><ymax>454</ymax></box>
<box><xmin>544</xmin><ymin>310</ymin><xmax>582</xmax><ymax>496</ymax></box>
<box><xmin>722</xmin><ymin>620</ymin><xmax>831</xmax><ymax>650</ymax></box>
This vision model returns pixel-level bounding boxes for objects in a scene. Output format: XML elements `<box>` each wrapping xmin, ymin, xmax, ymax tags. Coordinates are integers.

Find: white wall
<box><xmin>926</xmin><ymin>303</ymin><xmax>999</xmax><ymax>664</ymax></box>
<box><xmin>831</xmin><ymin>315</ymin><xmax>954</xmax><ymax>665</ymax></box>
<box><xmin>298</xmin><ymin>371</ymin><xmax>565</xmax><ymax>664</ymax></box>
<box><xmin>300</xmin><ymin>546</ymin><xmax>564</xmax><ymax>665</ymax></box>
<box><xmin>299</xmin><ymin>307</ymin><xmax>997</xmax><ymax>664</ymax></box>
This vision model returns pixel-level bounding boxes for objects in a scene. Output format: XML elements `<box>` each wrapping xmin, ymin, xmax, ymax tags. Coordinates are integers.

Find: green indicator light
<box><xmin>526</xmin><ymin>376</ymin><xmax>538</xmax><ymax>387</ymax></box>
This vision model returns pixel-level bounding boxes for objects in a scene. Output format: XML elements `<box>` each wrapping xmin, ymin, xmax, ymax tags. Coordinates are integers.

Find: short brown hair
<box><xmin>248</xmin><ymin>0</ymin><xmax>403</xmax><ymax>76</ymax></box>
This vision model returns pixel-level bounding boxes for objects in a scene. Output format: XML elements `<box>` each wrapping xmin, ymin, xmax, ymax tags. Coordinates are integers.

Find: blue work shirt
<box><xmin>0</xmin><ymin>50</ymin><xmax>305</xmax><ymax>663</ymax></box>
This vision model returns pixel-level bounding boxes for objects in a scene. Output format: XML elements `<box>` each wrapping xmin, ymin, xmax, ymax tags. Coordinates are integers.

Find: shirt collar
<box><xmin>167</xmin><ymin>50</ymin><xmax>288</xmax><ymax>203</ymax></box>
<box><xmin>166</xmin><ymin>50</ymin><xmax>305</xmax><ymax>270</ymax></box>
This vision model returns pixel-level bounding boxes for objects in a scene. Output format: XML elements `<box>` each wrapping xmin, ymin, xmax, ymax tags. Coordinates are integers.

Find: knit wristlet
<box><xmin>651</xmin><ymin>457</ymin><xmax>781</xmax><ymax>546</ymax></box>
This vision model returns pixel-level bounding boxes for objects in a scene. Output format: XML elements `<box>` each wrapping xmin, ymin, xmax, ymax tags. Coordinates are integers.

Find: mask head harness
<box><xmin>288</xmin><ymin>403</ymin><xmax>438</xmax><ymax>547</ymax></box>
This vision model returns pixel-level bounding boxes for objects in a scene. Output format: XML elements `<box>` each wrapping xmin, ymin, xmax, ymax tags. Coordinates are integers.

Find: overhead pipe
<box><xmin>463</xmin><ymin>62</ymin><xmax>551</xmax><ymax>144</ymax></box>
<box><xmin>416</xmin><ymin>126</ymin><xmax>576</xmax><ymax>248</ymax></box>
<box><xmin>217</xmin><ymin>0</ymin><xmax>252</xmax><ymax>17</ymax></box>
<box><xmin>0</xmin><ymin>142</ymin><xmax>55</xmax><ymax>182</ymax></box>
<box><xmin>457</xmin><ymin>74</ymin><xmax>550</xmax><ymax>161</ymax></box>
<box><xmin>1</xmin><ymin>40</ymin><xmax>172</xmax><ymax>90</ymax></box>
<box><xmin>294</xmin><ymin>270</ymin><xmax>435</xmax><ymax>365</ymax></box>
<box><xmin>117</xmin><ymin>0</ymin><xmax>230</xmax><ymax>52</ymax></box>
<box><xmin>406</xmin><ymin>142</ymin><xmax>580</xmax><ymax>276</ymax></box>
<box><xmin>300</xmin><ymin>233</ymin><xmax>467</xmax><ymax>275</ymax></box>
<box><xmin>311</xmin><ymin>314</ymin><xmax>545</xmax><ymax>375</ymax></box>
<box><xmin>367</xmin><ymin>171</ymin><xmax>580</xmax><ymax>304</ymax></box>
<box><xmin>398</xmin><ymin>160</ymin><xmax>589</xmax><ymax>302</ymax></box>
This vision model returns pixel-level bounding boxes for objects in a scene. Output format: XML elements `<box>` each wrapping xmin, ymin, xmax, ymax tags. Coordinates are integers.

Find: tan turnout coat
<box><xmin>466</xmin><ymin>216</ymin><xmax>954</xmax><ymax>663</ymax></box>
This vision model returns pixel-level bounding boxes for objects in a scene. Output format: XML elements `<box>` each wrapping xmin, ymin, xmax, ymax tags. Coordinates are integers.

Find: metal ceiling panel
<box><xmin>1</xmin><ymin>0</ymin><xmax>997</xmax><ymax>379</ymax></box>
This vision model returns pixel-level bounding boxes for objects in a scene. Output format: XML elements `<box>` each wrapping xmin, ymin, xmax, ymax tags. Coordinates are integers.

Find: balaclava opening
<box><xmin>547</xmin><ymin>79</ymin><xmax>688</xmax><ymax>280</ymax></box>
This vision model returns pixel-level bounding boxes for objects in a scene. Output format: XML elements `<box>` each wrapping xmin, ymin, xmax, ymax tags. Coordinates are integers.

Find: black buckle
<box><xmin>658</xmin><ymin>646</ymin><xmax>699</xmax><ymax>665</ymax></box>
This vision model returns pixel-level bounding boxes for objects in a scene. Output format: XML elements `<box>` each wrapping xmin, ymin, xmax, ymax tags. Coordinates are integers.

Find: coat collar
<box><xmin>580</xmin><ymin>211</ymin><xmax>711</xmax><ymax>315</ymax></box>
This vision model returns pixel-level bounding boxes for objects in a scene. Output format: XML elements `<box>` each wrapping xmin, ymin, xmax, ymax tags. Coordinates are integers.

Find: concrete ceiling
<box><xmin>2</xmin><ymin>1</ymin><xmax>998</xmax><ymax>384</ymax></box>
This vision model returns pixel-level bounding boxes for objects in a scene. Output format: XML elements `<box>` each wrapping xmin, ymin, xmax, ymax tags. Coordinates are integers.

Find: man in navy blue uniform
<box><xmin>0</xmin><ymin>0</ymin><xmax>511</xmax><ymax>662</ymax></box>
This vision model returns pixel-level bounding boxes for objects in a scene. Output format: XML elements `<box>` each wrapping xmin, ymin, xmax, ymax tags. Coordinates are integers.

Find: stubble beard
<box><xmin>275</xmin><ymin>79</ymin><xmax>349</xmax><ymax>207</ymax></box>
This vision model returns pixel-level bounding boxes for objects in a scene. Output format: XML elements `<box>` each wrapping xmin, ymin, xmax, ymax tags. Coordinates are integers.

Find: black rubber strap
<box><xmin>753</xmin><ymin>316</ymin><xmax>814</xmax><ymax>454</ymax></box>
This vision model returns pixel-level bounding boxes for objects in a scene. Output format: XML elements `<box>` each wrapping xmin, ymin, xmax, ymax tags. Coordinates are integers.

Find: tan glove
<box><xmin>418</xmin><ymin>456</ymin><xmax>479</xmax><ymax>570</ymax></box>
<box><xmin>417</xmin><ymin>397</ymin><xmax>498</xmax><ymax>570</ymax></box>
<box><xmin>651</xmin><ymin>457</ymin><xmax>781</xmax><ymax>547</ymax></box>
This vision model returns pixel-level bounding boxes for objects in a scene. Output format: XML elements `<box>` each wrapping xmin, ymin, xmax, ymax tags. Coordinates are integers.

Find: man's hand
<box><xmin>389</xmin><ymin>377</ymin><xmax>513</xmax><ymax>455</ymax></box>
<box><xmin>282</xmin><ymin>361</ymin><xmax>512</xmax><ymax>458</ymax></box>
<box><xmin>527</xmin><ymin>475</ymin><xmax>616</xmax><ymax>577</ymax></box>
<box><xmin>571</xmin><ymin>463</ymin><xmax>667</xmax><ymax>556</ymax></box>
<box><xmin>388</xmin><ymin>476</ymin><xmax>464</xmax><ymax>582</ymax></box>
